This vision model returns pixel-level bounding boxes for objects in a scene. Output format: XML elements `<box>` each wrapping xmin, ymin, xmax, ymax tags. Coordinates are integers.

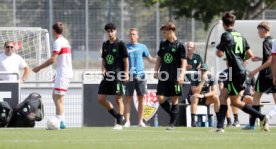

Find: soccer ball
<box><xmin>46</xmin><ymin>117</ymin><xmax>60</xmax><ymax>130</ymax></box>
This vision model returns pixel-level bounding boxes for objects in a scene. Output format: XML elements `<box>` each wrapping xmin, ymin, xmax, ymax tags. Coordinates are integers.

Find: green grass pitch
<box><xmin>0</xmin><ymin>127</ymin><xmax>275</xmax><ymax>149</ymax></box>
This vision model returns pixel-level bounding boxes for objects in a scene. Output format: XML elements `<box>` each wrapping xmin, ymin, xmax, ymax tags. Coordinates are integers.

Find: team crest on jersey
<box><xmin>106</xmin><ymin>54</ymin><xmax>114</xmax><ymax>64</ymax></box>
<box><xmin>164</xmin><ymin>53</ymin><xmax>173</xmax><ymax>63</ymax></box>
<box><xmin>112</xmin><ymin>49</ymin><xmax>117</xmax><ymax>53</ymax></box>
<box><xmin>133</xmin><ymin>90</ymin><xmax>159</xmax><ymax>122</ymax></box>
<box><xmin>171</xmin><ymin>48</ymin><xmax>176</xmax><ymax>52</ymax></box>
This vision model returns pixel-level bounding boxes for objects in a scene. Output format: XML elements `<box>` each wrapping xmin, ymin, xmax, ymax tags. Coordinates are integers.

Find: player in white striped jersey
<box><xmin>33</xmin><ymin>22</ymin><xmax>73</xmax><ymax>129</ymax></box>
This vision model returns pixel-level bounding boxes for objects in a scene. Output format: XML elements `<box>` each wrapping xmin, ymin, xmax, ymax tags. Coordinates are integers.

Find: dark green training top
<box><xmin>101</xmin><ymin>39</ymin><xmax>129</xmax><ymax>72</ymax></box>
<box><xmin>259</xmin><ymin>36</ymin><xmax>274</xmax><ymax>79</ymax></box>
<box><xmin>216</xmin><ymin>29</ymin><xmax>250</xmax><ymax>76</ymax></box>
<box><xmin>157</xmin><ymin>40</ymin><xmax>187</xmax><ymax>81</ymax></box>
<box><xmin>187</xmin><ymin>53</ymin><xmax>203</xmax><ymax>71</ymax></box>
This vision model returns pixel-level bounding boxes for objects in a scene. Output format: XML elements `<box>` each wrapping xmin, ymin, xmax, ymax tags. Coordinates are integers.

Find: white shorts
<box><xmin>53</xmin><ymin>77</ymin><xmax>71</xmax><ymax>95</ymax></box>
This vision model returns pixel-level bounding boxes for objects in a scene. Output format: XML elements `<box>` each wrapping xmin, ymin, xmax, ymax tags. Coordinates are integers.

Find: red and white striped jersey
<box><xmin>53</xmin><ymin>35</ymin><xmax>73</xmax><ymax>78</ymax></box>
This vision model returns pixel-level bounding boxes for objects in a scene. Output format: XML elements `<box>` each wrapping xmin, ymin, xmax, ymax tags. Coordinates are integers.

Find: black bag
<box><xmin>0</xmin><ymin>101</ymin><xmax>13</xmax><ymax>127</ymax></box>
<box><xmin>8</xmin><ymin>92</ymin><xmax>44</xmax><ymax>127</ymax></box>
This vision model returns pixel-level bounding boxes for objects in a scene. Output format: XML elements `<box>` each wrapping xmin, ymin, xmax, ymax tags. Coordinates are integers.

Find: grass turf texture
<box><xmin>0</xmin><ymin>127</ymin><xmax>275</xmax><ymax>149</ymax></box>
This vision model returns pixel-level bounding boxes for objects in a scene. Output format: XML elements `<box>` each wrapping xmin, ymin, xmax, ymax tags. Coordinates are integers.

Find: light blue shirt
<box><xmin>127</xmin><ymin>42</ymin><xmax>150</xmax><ymax>77</ymax></box>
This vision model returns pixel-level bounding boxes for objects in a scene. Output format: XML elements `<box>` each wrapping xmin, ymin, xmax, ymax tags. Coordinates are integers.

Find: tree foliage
<box><xmin>144</xmin><ymin>0</ymin><xmax>276</xmax><ymax>28</ymax></box>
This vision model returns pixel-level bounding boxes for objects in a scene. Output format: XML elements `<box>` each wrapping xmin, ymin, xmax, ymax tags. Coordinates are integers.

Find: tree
<box><xmin>144</xmin><ymin>0</ymin><xmax>276</xmax><ymax>29</ymax></box>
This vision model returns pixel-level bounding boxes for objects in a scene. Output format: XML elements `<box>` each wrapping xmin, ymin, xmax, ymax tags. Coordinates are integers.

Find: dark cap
<box><xmin>200</xmin><ymin>63</ymin><xmax>208</xmax><ymax>71</ymax></box>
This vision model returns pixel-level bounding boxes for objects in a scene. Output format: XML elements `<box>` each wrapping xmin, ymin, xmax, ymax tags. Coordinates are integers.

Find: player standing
<box><xmin>215</xmin><ymin>12</ymin><xmax>269</xmax><ymax>132</ymax></box>
<box><xmin>33</xmin><ymin>22</ymin><xmax>73</xmax><ymax>129</ymax></box>
<box><xmin>243</xmin><ymin>21</ymin><xmax>275</xmax><ymax>129</ymax></box>
<box><xmin>123</xmin><ymin>28</ymin><xmax>156</xmax><ymax>127</ymax></box>
<box><xmin>154</xmin><ymin>22</ymin><xmax>187</xmax><ymax>130</ymax></box>
<box><xmin>98</xmin><ymin>23</ymin><xmax>129</xmax><ymax>130</ymax></box>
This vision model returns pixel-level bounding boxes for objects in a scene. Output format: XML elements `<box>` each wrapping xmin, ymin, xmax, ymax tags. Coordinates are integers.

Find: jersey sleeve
<box><xmin>119</xmin><ymin>41</ymin><xmax>129</xmax><ymax>58</ymax></box>
<box><xmin>157</xmin><ymin>41</ymin><xmax>163</xmax><ymax>57</ymax></box>
<box><xmin>216</xmin><ymin>32</ymin><xmax>231</xmax><ymax>52</ymax></box>
<box><xmin>179</xmin><ymin>43</ymin><xmax>187</xmax><ymax>59</ymax></box>
<box><xmin>52</xmin><ymin>40</ymin><xmax>61</xmax><ymax>55</ymax></box>
<box><xmin>263</xmin><ymin>40</ymin><xmax>272</xmax><ymax>57</ymax></box>
<box><xmin>142</xmin><ymin>44</ymin><xmax>150</xmax><ymax>57</ymax></box>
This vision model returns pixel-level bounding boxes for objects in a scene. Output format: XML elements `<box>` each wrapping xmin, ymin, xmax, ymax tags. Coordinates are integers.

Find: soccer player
<box><xmin>246</xmin><ymin>21</ymin><xmax>276</xmax><ymax>129</ymax></box>
<box><xmin>0</xmin><ymin>41</ymin><xmax>30</xmax><ymax>82</ymax></box>
<box><xmin>190</xmin><ymin>63</ymin><xmax>219</xmax><ymax>127</ymax></box>
<box><xmin>154</xmin><ymin>22</ymin><xmax>187</xmax><ymax>130</ymax></box>
<box><xmin>123</xmin><ymin>28</ymin><xmax>156</xmax><ymax>128</ymax></box>
<box><xmin>33</xmin><ymin>22</ymin><xmax>73</xmax><ymax>129</ymax></box>
<box><xmin>98</xmin><ymin>23</ymin><xmax>129</xmax><ymax>130</ymax></box>
<box><xmin>215</xmin><ymin>12</ymin><xmax>269</xmax><ymax>132</ymax></box>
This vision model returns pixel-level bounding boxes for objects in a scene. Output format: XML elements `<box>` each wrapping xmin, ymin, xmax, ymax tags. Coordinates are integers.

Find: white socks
<box><xmin>56</xmin><ymin>114</ymin><xmax>65</xmax><ymax>122</ymax></box>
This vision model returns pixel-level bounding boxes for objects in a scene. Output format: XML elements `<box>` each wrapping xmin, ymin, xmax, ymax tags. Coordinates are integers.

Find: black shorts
<box><xmin>98</xmin><ymin>77</ymin><xmax>125</xmax><ymax>95</ymax></box>
<box><xmin>255</xmin><ymin>77</ymin><xmax>276</xmax><ymax>93</ymax></box>
<box><xmin>226</xmin><ymin>74</ymin><xmax>246</xmax><ymax>96</ymax></box>
<box><xmin>157</xmin><ymin>81</ymin><xmax>182</xmax><ymax>97</ymax></box>
<box><xmin>125</xmin><ymin>76</ymin><xmax>147</xmax><ymax>96</ymax></box>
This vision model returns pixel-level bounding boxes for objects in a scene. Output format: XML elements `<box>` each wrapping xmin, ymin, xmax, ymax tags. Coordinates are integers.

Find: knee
<box><xmin>98</xmin><ymin>96</ymin><xmax>105</xmax><ymax>104</ymax></box>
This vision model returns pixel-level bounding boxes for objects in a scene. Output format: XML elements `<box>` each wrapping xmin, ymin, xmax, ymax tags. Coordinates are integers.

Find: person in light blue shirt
<box><xmin>124</xmin><ymin>28</ymin><xmax>155</xmax><ymax>127</ymax></box>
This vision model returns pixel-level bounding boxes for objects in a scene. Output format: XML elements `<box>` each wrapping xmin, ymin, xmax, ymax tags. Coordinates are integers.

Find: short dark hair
<box><xmin>257</xmin><ymin>21</ymin><xmax>271</xmax><ymax>31</ymax></box>
<box><xmin>160</xmin><ymin>22</ymin><xmax>176</xmax><ymax>31</ymax></box>
<box><xmin>222</xmin><ymin>12</ymin><xmax>236</xmax><ymax>27</ymax></box>
<box><xmin>52</xmin><ymin>22</ymin><xmax>64</xmax><ymax>34</ymax></box>
<box><xmin>104</xmin><ymin>23</ymin><xmax>116</xmax><ymax>31</ymax></box>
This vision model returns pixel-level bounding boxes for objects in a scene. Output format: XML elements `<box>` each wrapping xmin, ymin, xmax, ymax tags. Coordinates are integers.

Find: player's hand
<box><xmin>32</xmin><ymin>67</ymin><xmax>41</xmax><ymax>73</ymax></box>
<box><xmin>177</xmin><ymin>76</ymin><xmax>184</xmax><ymax>85</ymax></box>
<box><xmin>102</xmin><ymin>68</ymin><xmax>106</xmax><ymax>76</ymax></box>
<box><xmin>154</xmin><ymin>72</ymin><xmax>158</xmax><ymax>79</ymax></box>
<box><xmin>251</xmin><ymin>56</ymin><xmax>262</xmax><ymax>62</ymax></box>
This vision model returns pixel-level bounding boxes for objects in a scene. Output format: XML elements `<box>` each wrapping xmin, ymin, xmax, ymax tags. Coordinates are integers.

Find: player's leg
<box><xmin>247</xmin><ymin>92</ymin><xmax>262</xmax><ymax>128</ymax></box>
<box><xmin>226</xmin><ymin>97</ymin><xmax>232</xmax><ymax>127</ymax></box>
<box><xmin>136</xmin><ymin>77</ymin><xmax>147</xmax><ymax>127</ymax></box>
<box><xmin>231</xmin><ymin>106</ymin><xmax>239</xmax><ymax>127</ymax></box>
<box><xmin>53</xmin><ymin>77</ymin><xmax>70</xmax><ymax>129</ymax></box>
<box><xmin>124</xmin><ymin>80</ymin><xmax>135</xmax><ymax>127</ymax></box>
<box><xmin>231</xmin><ymin>93</ymin><xmax>269</xmax><ymax>131</ymax></box>
<box><xmin>168</xmin><ymin>96</ymin><xmax>179</xmax><ymax>129</ymax></box>
<box><xmin>216</xmin><ymin>88</ymin><xmax>228</xmax><ymax>132</ymax></box>
<box><xmin>123</xmin><ymin>96</ymin><xmax>132</xmax><ymax>127</ymax></box>
<box><xmin>137</xmin><ymin>95</ymin><xmax>145</xmax><ymax>126</ymax></box>
<box><xmin>206</xmin><ymin>95</ymin><xmax>220</xmax><ymax>127</ymax></box>
<box><xmin>115</xmin><ymin>95</ymin><xmax>124</xmax><ymax>124</ymax></box>
<box><xmin>190</xmin><ymin>94</ymin><xmax>199</xmax><ymax>127</ymax></box>
<box><xmin>157</xmin><ymin>81</ymin><xmax>171</xmax><ymax>115</ymax></box>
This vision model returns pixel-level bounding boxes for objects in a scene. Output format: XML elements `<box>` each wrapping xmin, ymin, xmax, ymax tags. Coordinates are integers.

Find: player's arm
<box><xmin>218</xmin><ymin>82</ymin><xmax>224</xmax><ymax>92</ymax></box>
<box><xmin>178</xmin><ymin>58</ymin><xmax>187</xmax><ymax>84</ymax></box>
<box><xmin>244</xmin><ymin>49</ymin><xmax>255</xmax><ymax>61</ymax></box>
<box><xmin>191</xmin><ymin>78</ymin><xmax>205</xmax><ymax>94</ymax></box>
<box><xmin>101</xmin><ymin>59</ymin><xmax>106</xmax><ymax>76</ymax></box>
<box><xmin>123</xmin><ymin>57</ymin><xmax>129</xmax><ymax>81</ymax></box>
<box><xmin>154</xmin><ymin>56</ymin><xmax>161</xmax><ymax>79</ymax></box>
<box><xmin>32</xmin><ymin>54</ymin><xmax>58</xmax><ymax>73</ymax></box>
<box><xmin>21</xmin><ymin>66</ymin><xmax>30</xmax><ymax>82</ymax></box>
<box><xmin>145</xmin><ymin>55</ymin><xmax>156</xmax><ymax>64</ymax></box>
<box><xmin>251</xmin><ymin>56</ymin><xmax>271</xmax><ymax>75</ymax></box>
<box><xmin>273</xmin><ymin>55</ymin><xmax>276</xmax><ymax>83</ymax></box>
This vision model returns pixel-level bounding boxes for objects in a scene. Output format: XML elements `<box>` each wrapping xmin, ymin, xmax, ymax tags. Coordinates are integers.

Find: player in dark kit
<box><xmin>98</xmin><ymin>23</ymin><xmax>129</xmax><ymax>130</ymax></box>
<box><xmin>244</xmin><ymin>21</ymin><xmax>276</xmax><ymax>130</ymax></box>
<box><xmin>215</xmin><ymin>12</ymin><xmax>269</xmax><ymax>132</ymax></box>
<box><xmin>154</xmin><ymin>22</ymin><xmax>187</xmax><ymax>130</ymax></box>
